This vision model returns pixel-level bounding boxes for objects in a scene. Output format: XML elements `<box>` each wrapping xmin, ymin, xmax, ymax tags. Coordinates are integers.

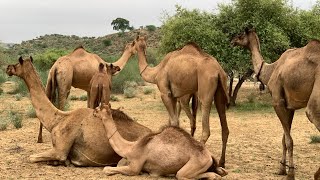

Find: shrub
<box><xmin>14</xmin><ymin>93</ymin><xmax>22</xmax><ymax>101</ymax></box>
<box><xmin>8</xmin><ymin>111</ymin><xmax>22</xmax><ymax>129</ymax></box>
<box><xmin>70</xmin><ymin>95</ymin><xmax>79</xmax><ymax>101</ymax></box>
<box><xmin>143</xmin><ymin>86</ymin><xmax>154</xmax><ymax>95</ymax></box>
<box><xmin>103</xmin><ymin>39</ymin><xmax>112</xmax><ymax>47</ymax></box>
<box><xmin>110</xmin><ymin>95</ymin><xmax>119</xmax><ymax>102</ymax></box>
<box><xmin>310</xmin><ymin>135</ymin><xmax>320</xmax><ymax>144</ymax></box>
<box><xmin>0</xmin><ymin>88</ymin><xmax>3</xmax><ymax>95</ymax></box>
<box><xmin>146</xmin><ymin>25</ymin><xmax>157</xmax><ymax>32</ymax></box>
<box><xmin>79</xmin><ymin>95</ymin><xmax>87</xmax><ymax>101</ymax></box>
<box><xmin>124</xmin><ymin>81</ymin><xmax>138</xmax><ymax>89</ymax></box>
<box><xmin>124</xmin><ymin>87</ymin><xmax>137</xmax><ymax>98</ymax></box>
<box><xmin>0</xmin><ymin>69</ymin><xmax>7</xmax><ymax>84</ymax></box>
<box><xmin>8</xmin><ymin>78</ymin><xmax>28</xmax><ymax>96</ymax></box>
<box><xmin>0</xmin><ymin>120</ymin><xmax>8</xmax><ymax>131</ymax></box>
<box><xmin>33</xmin><ymin>48</ymin><xmax>69</xmax><ymax>71</ymax></box>
<box><xmin>27</xmin><ymin>106</ymin><xmax>37</xmax><ymax>118</ymax></box>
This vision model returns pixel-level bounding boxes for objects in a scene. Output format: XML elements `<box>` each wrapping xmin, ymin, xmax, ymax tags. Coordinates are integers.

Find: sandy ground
<box><xmin>0</xmin><ymin>81</ymin><xmax>319</xmax><ymax>180</ymax></box>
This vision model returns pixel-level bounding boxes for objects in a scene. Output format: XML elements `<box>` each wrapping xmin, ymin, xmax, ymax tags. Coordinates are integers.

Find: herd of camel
<box><xmin>5</xmin><ymin>28</ymin><xmax>320</xmax><ymax>180</ymax></box>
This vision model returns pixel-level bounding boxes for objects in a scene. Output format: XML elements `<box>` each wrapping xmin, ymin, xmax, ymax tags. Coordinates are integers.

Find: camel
<box><xmin>93</xmin><ymin>103</ymin><xmax>228</xmax><ymax>179</ymax></box>
<box><xmin>6</xmin><ymin>57</ymin><xmax>151</xmax><ymax>166</ymax></box>
<box><xmin>36</xmin><ymin>42</ymin><xmax>137</xmax><ymax>143</ymax></box>
<box><xmin>231</xmin><ymin>28</ymin><xmax>320</xmax><ymax>180</ymax></box>
<box><xmin>133</xmin><ymin>36</ymin><xmax>229</xmax><ymax>167</ymax></box>
<box><xmin>88</xmin><ymin>63</ymin><xmax>120</xmax><ymax>109</ymax></box>
<box><xmin>316</xmin><ymin>167</ymin><xmax>320</xmax><ymax>180</ymax></box>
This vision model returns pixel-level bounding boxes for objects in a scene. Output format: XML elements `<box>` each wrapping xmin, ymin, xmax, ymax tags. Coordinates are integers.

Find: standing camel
<box><xmin>37</xmin><ymin>42</ymin><xmax>137</xmax><ymax>143</ymax></box>
<box><xmin>88</xmin><ymin>63</ymin><xmax>120</xmax><ymax>109</ymax></box>
<box><xmin>133</xmin><ymin>36</ymin><xmax>229</xmax><ymax>167</ymax></box>
<box><xmin>176</xmin><ymin>94</ymin><xmax>198</xmax><ymax>136</ymax></box>
<box><xmin>232</xmin><ymin>28</ymin><xmax>320</xmax><ymax>180</ymax></box>
<box><xmin>93</xmin><ymin>103</ymin><xmax>228</xmax><ymax>179</ymax></box>
<box><xmin>6</xmin><ymin>57</ymin><xmax>151</xmax><ymax>166</ymax></box>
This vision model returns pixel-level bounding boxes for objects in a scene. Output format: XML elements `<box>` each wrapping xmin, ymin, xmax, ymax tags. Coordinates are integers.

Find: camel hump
<box><xmin>184</xmin><ymin>42</ymin><xmax>202</xmax><ymax>52</ymax></box>
<box><xmin>305</xmin><ymin>39</ymin><xmax>320</xmax><ymax>60</ymax></box>
<box><xmin>73</xmin><ymin>45</ymin><xmax>85</xmax><ymax>52</ymax></box>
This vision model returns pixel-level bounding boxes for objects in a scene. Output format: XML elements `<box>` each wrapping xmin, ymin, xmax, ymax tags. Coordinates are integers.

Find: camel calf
<box><xmin>88</xmin><ymin>63</ymin><xmax>120</xmax><ymax>109</ymax></box>
<box><xmin>94</xmin><ymin>104</ymin><xmax>227</xmax><ymax>179</ymax></box>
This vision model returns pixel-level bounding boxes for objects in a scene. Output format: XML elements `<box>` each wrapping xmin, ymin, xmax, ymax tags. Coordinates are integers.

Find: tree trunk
<box><xmin>228</xmin><ymin>71</ymin><xmax>234</xmax><ymax>99</ymax></box>
<box><xmin>229</xmin><ymin>68</ymin><xmax>254</xmax><ymax>106</ymax></box>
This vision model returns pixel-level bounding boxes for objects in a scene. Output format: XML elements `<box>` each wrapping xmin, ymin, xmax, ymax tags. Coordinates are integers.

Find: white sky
<box><xmin>0</xmin><ymin>0</ymin><xmax>316</xmax><ymax>43</ymax></box>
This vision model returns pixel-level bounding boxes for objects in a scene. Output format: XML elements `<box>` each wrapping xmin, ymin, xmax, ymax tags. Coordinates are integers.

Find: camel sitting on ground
<box><xmin>133</xmin><ymin>36</ymin><xmax>229</xmax><ymax>167</ymax></box>
<box><xmin>88</xmin><ymin>63</ymin><xmax>120</xmax><ymax>109</ymax></box>
<box><xmin>6</xmin><ymin>57</ymin><xmax>151</xmax><ymax>166</ymax></box>
<box><xmin>93</xmin><ymin>104</ymin><xmax>228</xmax><ymax>179</ymax></box>
<box><xmin>36</xmin><ymin>42</ymin><xmax>137</xmax><ymax>143</ymax></box>
<box><xmin>231</xmin><ymin>28</ymin><xmax>320</xmax><ymax>180</ymax></box>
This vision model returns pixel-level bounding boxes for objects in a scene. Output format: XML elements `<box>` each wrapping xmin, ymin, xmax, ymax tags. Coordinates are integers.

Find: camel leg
<box><xmin>29</xmin><ymin>148</ymin><xmax>69</xmax><ymax>163</ymax></box>
<box><xmin>315</xmin><ymin>167</ymin><xmax>320</xmax><ymax>180</ymax></box>
<box><xmin>103</xmin><ymin>160</ymin><xmax>144</xmax><ymax>176</ymax></box>
<box><xmin>305</xmin><ymin>77</ymin><xmax>320</xmax><ymax>131</ymax></box>
<box><xmin>56</xmin><ymin>72</ymin><xmax>72</xmax><ymax>110</ymax></box>
<box><xmin>180</xmin><ymin>95</ymin><xmax>197</xmax><ymax>136</ymax></box>
<box><xmin>273</xmin><ymin>98</ymin><xmax>295</xmax><ymax>179</ymax></box>
<box><xmin>214</xmin><ymin>92</ymin><xmax>229</xmax><ymax>168</ymax></box>
<box><xmin>37</xmin><ymin>123</ymin><xmax>43</xmax><ymax>143</ymax></box>
<box><xmin>176</xmin><ymin>157</ymin><xmax>214</xmax><ymax>180</ymax></box>
<box><xmin>160</xmin><ymin>93</ymin><xmax>178</xmax><ymax>126</ymax></box>
<box><xmin>88</xmin><ymin>88</ymin><xmax>97</xmax><ymax>109</ymax></box>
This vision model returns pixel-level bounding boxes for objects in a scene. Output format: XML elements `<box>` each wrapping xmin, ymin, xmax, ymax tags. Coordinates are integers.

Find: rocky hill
<box><xmin>9</xmin><ymin>28</ymin><xmax>161</xmax><ymax>57</ymax></box>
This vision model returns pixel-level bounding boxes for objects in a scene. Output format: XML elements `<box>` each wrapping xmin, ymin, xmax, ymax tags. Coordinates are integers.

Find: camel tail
<box><xmin>191</xmin><ymin>94</ymin><xmax>198</xmax><ymax>120</ymax></box>
<box><xmin>217</xmin><ymin>74</ymin><xmax>230</xmax><ymax>108</ymax></box>
<box><xmin>96</xmin><ymin>83</ymin><xmax>103</xmax><ymax>108</ymax></box>
<box><xmin>45</xmin><ymin>68</ymin><xmax>57</xmax><ymax>103</ymax></box>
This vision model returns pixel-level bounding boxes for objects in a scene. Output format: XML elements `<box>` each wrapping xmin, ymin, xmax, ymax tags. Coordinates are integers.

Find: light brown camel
<box><xmin>88</xmin><ymin>63</ymin><xmax>120</xmax><ymax>109</ymax></box>
<box><xmin>231</xmin><ymin>28</ymin><xmax>320</xmax><ymax>180</ymax></box>
<box><xmin>36</xmin><ymin>42</ymin><xmax>137</xmax><ymax>143</ymax></box>
<box><xmin>93</xmin><ymin>103</ymin><xmax>228</xmax><ymax>179</ymax></box>
<box><xmin>6</xmin><ymin>57</ymin><xmax>151</xmax><ymax>166</ymax></box>
<box><xmin>133</xmin><ymin>36</ymin><xmax>229</xmax><ymax>167</ymax></box>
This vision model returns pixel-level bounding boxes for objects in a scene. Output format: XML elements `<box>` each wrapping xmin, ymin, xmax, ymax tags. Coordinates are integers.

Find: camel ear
<box><xmin>132</xmin><ymin>41</ymin><xmax>135</xmax><ymax>46</ymax></box>
<box><xmin>19</xmin><ymin>56</ymin><xmax>23</xmax><ymax>64</ymax></box>
<box><xmin>245</xmin><ymin>27</ymin><xmax>250</xmax><ymax>34</ymax></box>
<box><xmin>30</xmin><ymin>56</ymin><xmax>33</xmax><ymax>63</ymax></box>
<box><xmin>99</xmin><ymin>63</ymin><xmax>105</xmax><ymax>72</ymax></box>
<box><xmin>136</xmin><ymin>36</ymin><xmax>140</xmax><ymax>41</ymax></box>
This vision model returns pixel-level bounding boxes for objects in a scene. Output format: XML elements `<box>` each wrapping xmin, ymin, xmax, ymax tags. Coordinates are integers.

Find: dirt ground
<box><xmin>0</xmin><ymin>81</ymin><xmax>319</xmax><ymax>180</ymax></box>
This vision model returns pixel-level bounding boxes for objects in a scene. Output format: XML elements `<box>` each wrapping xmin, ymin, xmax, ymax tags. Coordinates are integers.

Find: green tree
<box><xmin>111</xmin><ymin>18</ymin><xmax>132</xmax><ymax>33</ymax></box>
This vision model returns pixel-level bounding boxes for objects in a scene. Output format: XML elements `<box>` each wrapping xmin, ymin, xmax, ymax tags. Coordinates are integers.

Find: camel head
<box><xmin>231</xmin><ymin>28</ymin><xmax>256</xmax><ymax>48</ymax></box>
<box><xmin>133</xmin><ymin>36</ymin><xmax>147</xmax><ymax>53</ymax></box>
<box><xmin>93</xmin><ymin>103</ymin><xmax>112</xmax><ymax>120</ymax></box>
<box><xmin>107</xmin><ymin>63</ymin><xmax>121</xmax><ymax>75</ymax></box>
<box><xmin>124</xmin><ymin>42</ymin><xmax>138</xmax><ymax>55</ymax></box>
<box><xmin>6</xmin><ymin>56</ymin><xmax>34</xmax><ymax>77</ymax></box>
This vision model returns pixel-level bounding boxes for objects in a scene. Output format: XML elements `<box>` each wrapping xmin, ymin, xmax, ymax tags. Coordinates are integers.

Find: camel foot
<box><xmin>103</xmin><ymin>166</ymin><xmax>116</xmax><ymax>176</ymax></box>
<box><xmin>47</xmin><ymin>160</ymin><xmax>60</xmax><ymax>166</ymax></box>
<box><xmin>286</xmin><ymin>168</ymin><xmax>295</xmax><ymax>180</ymax></box>
<box><xmin>278</xmin><ymin>164</ymin><xmax>287</xmax><ymax>175</ymax></box>
<box><xmin>37</xmin><ymin>138</ymin><xmax>43</xmax><ymax>143</ymax></box>
<box><xmin>218</xmin><ymin>161</ymin><xmax>225</xmax><ymax>168</ymax></box>
<box><xmin>216</xmin><ymin>167</ymin><xmax>228</xmax><ymax>177</ymax></box>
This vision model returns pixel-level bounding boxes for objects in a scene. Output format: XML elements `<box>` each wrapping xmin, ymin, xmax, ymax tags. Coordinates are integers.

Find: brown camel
<box><xmin>315</xmin><ymin>167</ymin><xmax>320</xmax><ymax>180</ymax></box>
<box><xmin>88</xmin><ymin>63</ymin><xmax>120</xmax><ymax>109</ymax></box>
<box><xmin>133</xmin><ymin>36</ymin><xmax>229</xmax><ymax>167</ymax></box>
<box><xmin>6</xmin><ymin>57</ymin><xmax>151</xmax><ymax>166</ymax></box>
<box><xmin>231</xmin><ymin>28</ymin><xmax>320</xmax><ymax>180</ymax></box>
<box><xmin>36</xmin><ymin>42</ymin><xmax>137</xmax><ymax>143</ymax></box>
<box><xmin>93</xmin><ymin>103</ymin><xmax>228</xmax><ymax>179</ymax></box>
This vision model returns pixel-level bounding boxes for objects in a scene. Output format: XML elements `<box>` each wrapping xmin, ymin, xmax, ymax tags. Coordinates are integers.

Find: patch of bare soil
<box><xmin>0</xmin><ymin>81</ymin><xmax>319</xmax><ymax>180</ymax></box>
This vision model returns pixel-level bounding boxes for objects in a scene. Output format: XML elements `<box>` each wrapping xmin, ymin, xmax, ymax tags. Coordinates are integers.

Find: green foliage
<box><xmin>111</xmin><ymin>17</ymin><xmax>131</xmax><ymax>33</ymax></box>
<box><xmin>70</xmin><ymin>95</ymin><xmax>79</xmax><ymax>101</ymax></box>
<box><xmin>8</xmin><ymin>111</ymin><xmax>22</xmax><ymax>129</ymax></box>
<box><xmin>110</xmin><ymin>95</ymin><xmax>119</xmax><ymax>102</ymax></box>
<box><xmin>79</xmin><ymin>95</ymin><xmax>87</xmax><ymax>101</ymax></box>
<box><xmin>33</xmin><ymin>48</ymin><xmax>69</xmax><ymax>71</ymax></box>
<box><xmin>124</xmin><ymin>87</ymin><xmax>137</xmax><ymax>98</ymax></box>
<box><xmin>14</xmin><ymin>94</ymin><xmax>22</xmax><ymax>101</ymax></box>
<box><xmin>27</xmin><ymin>106</ymin><xmax>37</xmax><ymax>118</ymax></box>
<box><xmin>0</xmin><ymin>69</ymin><xmax>7</xmax><ymax>84</ymax></box>
<box><xmin>103</xmin><ymin>39</ymin><xmax>112</xmax><ymax>47</ymax></box>
<box><xmin>0</xmin><ymin>88</ymin><xmax>3</xmax><ymax>95</ymax></box>
<box><xmin>310</xmin><ymin>135</ymin><xmax>320</xmax><ymax>144</ymax></box>
<box><xmin>146</xmin><ymin>25</ymin><xmax>157</xmax><ymax>32</ymax></box>
<box><xmin>0</xmin><ymin>121</ymin><xmax>8</xmax><ymax>131</ymax></box>
<box><xmin>8</xmin><ymin>77</ymin><xmax>28</xmax><ymax>96</ymax></box>
<box><xmin>143</xmin><ymin>86</ymin><xmax>154</xmax><ymax>95</ymax></box>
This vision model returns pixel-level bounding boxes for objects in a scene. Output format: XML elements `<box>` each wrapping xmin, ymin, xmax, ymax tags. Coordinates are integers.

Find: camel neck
<box><xmin>22</xmin><ymin>68</ymin><xmax>64</xmax><ymax>132</ymax></box>
<box><xmin>112</xmin><ymin>50</ymin><xmax>133</xmax><ymax>73</ymax></box>
<box><xmin>248</xmin><ymin>34</ymin><xmax>276</xmax><ymax>85</ymax></box>
<box><xmin>101</xmin><ymin>117</ymin><xmax>135</xmax><ymax>157</ymax></box>
<box><xmin>137</xmin><ymin>50</ymin><xmax>159</xmax><ymax>83</ymax></box>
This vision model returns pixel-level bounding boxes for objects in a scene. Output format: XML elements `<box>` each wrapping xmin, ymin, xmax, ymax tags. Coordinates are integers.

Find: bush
<box><xmin>79</xmin><ymin>95</ymin><xmax>87</xmax><ymax>101</ymax></box>
<box><xmin>8</xmin><ymin>111</ymin><xmax>22</xmax><ymax>129</ymax></box>
<box><xmin>0</xmin><ymin>120</ymin><xmax>8</xmax><ymax>131</ymax></box>
<box><xmin>103</xmin><ymin>39</ymin><xmax>112</xmax><ymax>47</ymax></box>
<box><xmin>124</xmin><ymin>81</ymin><xmax>138</xmax><ymax>89</ymax></box>
<box><xmin>146</xmin><ymin>25</ymin><xmax>157</xmax><ymax>32</ymax></box>
<box><xmin>27</xmin><ymin>106</ymin><xmax>37</xmax><ymax>118</ymax></box>
<box><xmin>8</xmin><ymin>78</ymin><xmax>28</xmax><ymax>96</ymax></box>
<box><xmin>70</xmin><ymin>95</ymin><xmax>79</xmax><ymax>101</ymax></box>
<box><xmin>143</xmin><ymin>86</ymin><xmax>154</xmax><ymax>95</ymax></box>
<box><xmin>110</xmin><ymin>95</ymin><xmax>119</xmax><ymax>102</ymax></box>
<box><xmin>0</xmin><ymin>69</ymin><xmax>7</xmax><ymax>84</ymax></box>
<box><xmin>124</xmin><ymin>87</ymin><xmax>137</xmax><ymax>98</ymax></box>
<box><xmin>0</xmin><ymin>88</ymin><xmax>3</xmax><ymax>95</ymax></box>
<box><xmin>310</xmin><ymin>135</ymin><xmax>320</xmax><ymax>144</ymax></box>
<box><xmin>14</xmin><ymin>93</ymin><xmax>22</xmax><ymax>101</ymax></box>
<box><xmin>33</xmin><ymin>48</ymin><xmax>69</xmax><ymax>71</ymax></box>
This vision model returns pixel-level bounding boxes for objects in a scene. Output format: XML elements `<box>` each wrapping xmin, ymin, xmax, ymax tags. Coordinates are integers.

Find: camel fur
<box><xmin>6</xmin><ymin>57</ymin><xmax>151</xmax><ymax>167</ymax></box>
<box><xmin>133</xmin><ymin>36</ymin><xmax>229</xmax><ymax>167</ymax></box>
<box><xmin>93</xmin><ymin>104</ymin><xmax>228</xmax><ymax>179</ymax></box>
<box><xmin>88</xmin><ymin>63</ymin><xmax>120</xmax><ymax>109</ymax></box>
<box><xmin>232</xmin><ymin>28</ymin><xmax>320</xmax><ymax>180</ymax></box>
<box><xmin>36</xmin><ymin>42</ymin><xmax>137</xmax><ymax>143</ymax></box>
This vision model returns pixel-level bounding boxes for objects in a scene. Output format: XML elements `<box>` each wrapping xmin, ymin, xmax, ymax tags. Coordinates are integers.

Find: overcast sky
<box><xmin>0</xmin><ymin>0</ymin><xmax>316</xmax><ymax>43</ymax></box>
